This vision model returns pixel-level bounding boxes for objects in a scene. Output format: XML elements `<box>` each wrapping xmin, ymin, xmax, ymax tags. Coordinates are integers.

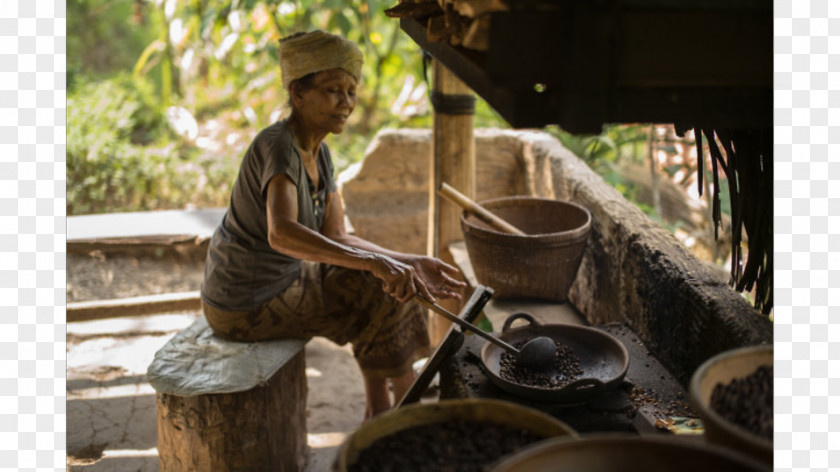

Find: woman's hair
<box><xmin>286</xmin><ymin>72</ymin><xmax>318</xmax><ymax>108</ymax></box>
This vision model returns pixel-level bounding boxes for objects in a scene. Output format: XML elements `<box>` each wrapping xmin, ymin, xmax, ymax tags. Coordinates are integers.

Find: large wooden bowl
<box><xmin>689</xmin><ymin>344</ymin><xmax>773</xmax><ymax>465</ymax></box>
<box><xmin>333</xmin><ymin>398</ymin><xmax>577</xmax><ymax>471</ymax></box>
<box><xmin>489</xmin><ymin>435</ymin><xmax>769</xmax><ymax>472</ymax></box>
<box><xmin>461</xmin><ymin>196</ymin><xmax>591</xmax><ymax>302</ymax></box>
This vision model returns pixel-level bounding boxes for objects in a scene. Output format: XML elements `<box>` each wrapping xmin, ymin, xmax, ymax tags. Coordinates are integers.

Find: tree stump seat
<box><xmin>147</xmin><ymin>317</ymin><xmax>309</xmax><ymax>471</ymax></box>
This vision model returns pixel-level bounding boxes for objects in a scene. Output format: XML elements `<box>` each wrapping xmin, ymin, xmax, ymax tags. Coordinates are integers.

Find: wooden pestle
<box><xmin>438</xmin><ymin>182</ymin><xmax>526</xmax><ymax>235</ymax></box>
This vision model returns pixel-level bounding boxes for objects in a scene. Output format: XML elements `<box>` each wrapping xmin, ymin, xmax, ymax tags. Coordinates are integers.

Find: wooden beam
<box><xmin>67</xmin><ymin>235</ymin><xmax>208</xmax><ymax>254</ymax></box>
<box><xmin>67</xmin><ymin>291</ymin><xmax>202</xmax><ymax>323</ymax></box>
<box><xmin>401</xmin><ymin>3</ymin><xmax>772</xmax><ymax>132</ymax></box>
<box><xmin>428</xmin><ymin>60</ymin><xmax>476</xmax><ymax>343</ymax></box>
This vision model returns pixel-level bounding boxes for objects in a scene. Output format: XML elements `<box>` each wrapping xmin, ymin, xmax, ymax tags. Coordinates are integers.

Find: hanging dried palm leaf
<box><xmin>676</xmin><ymin>125</ymin><xmax>773</xmax><ymax>315</ymax></box>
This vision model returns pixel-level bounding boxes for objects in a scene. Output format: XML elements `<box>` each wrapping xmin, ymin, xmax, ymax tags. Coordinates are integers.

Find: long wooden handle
<box><xmin>414</xmin><ymin>296</ymin><xmax>520</xmax><ymax>355</ymax></box>
<box><xmin>438</xmin><ymin>183</ymin><xmax>526</xmax><ymax>235</ymax></box>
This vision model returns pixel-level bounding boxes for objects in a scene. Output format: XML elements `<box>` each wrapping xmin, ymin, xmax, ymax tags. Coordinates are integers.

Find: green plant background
<box><xmin>69</xmin><ymin>0</ymin><xmax>499</xmax><ymax>214</ymax></box>
<box><xmin>67</xmin><ymin>0</ymin><xmax>714</xmax><ymax>234</ymax></box>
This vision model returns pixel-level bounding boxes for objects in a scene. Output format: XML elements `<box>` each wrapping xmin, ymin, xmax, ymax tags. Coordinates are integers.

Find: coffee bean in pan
<box><xmin>710</xmin><ymin>364</ymin><xmax>773</xmax><ymax>441</ymax></box>
<box><xmin>348</xmin><ymin>419</ymin><xmax>544</xmax><ymax>472</ymax></box>
<box><xmin>498</xmin><ymin>339</ymin><xmax>584</xmax><ymax>388</ymax></box>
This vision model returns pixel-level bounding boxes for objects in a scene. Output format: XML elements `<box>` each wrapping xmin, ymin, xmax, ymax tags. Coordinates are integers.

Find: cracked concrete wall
<box><xmin>520</xmin><ymin>132</ymin><xmax>772</xmax><ymax>385</ymax></box>
<box><xmin>339</xmin><ymin>128</ymin><xmax>554</xmax><ymax>255</ymax></box>
<box><xmin>339</xmin><ymin>128</ymin><xmax>772</xmax><ymax>386</ymax></box>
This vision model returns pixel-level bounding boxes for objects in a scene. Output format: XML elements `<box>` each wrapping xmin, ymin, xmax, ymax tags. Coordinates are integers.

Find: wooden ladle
<box><xmin>414</xmin><ymin>296</ymin><xmax>556</xmax><ymax>371</ymax></box>
<box><xmin>438</xmin><ymin>182</ymin><xmax>526</xmax><ymax>235</ymax></box>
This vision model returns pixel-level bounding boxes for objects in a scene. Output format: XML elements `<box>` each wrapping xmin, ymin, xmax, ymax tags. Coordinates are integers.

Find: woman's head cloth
<box><xmin>278</xmin><ymin>30</ymin><xmax>363</xmax><ymax>90</ymax></box>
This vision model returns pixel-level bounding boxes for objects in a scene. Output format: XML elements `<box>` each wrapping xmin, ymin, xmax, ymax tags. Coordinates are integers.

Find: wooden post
<box><xmin>428</xmin><ymin>60</ymin><xmax>476</xmax><ymax>344</ymax></box>
<box><xmin>156</xmin><ymin>350</ymin><xmax>308</xmax><ymax>471</ymax></box>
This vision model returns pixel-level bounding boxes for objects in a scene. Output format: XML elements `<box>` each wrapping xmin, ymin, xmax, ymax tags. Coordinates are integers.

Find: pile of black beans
<box><xmin>348</xmin><ymin>419</ymin><xmax>544</xmax><ymax>472</ymax></box>
<box><xmin>498</xmin><ymin>339</ymin><xmax>584</xmax><ymax>388</ymax></box>
<box><xmin>710</xmin><ymin>364</ymin><xmax>773</xmax><ymax>440</ymax></box>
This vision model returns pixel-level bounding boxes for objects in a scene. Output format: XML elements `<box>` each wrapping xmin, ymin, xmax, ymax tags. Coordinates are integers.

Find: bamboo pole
<box><xmin>427</xmin><ymin>60</ymin><xmax>476</xmax><ymax>344</ymax></box>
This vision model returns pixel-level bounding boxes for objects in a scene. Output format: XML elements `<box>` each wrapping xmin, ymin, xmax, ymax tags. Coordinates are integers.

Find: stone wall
<box><xmin>338</xmin><ymin>128</ymin><xmax>772</xmax><ymax>386</ymax></box>
<box><xmin>339</xmin><ymin>128</ymin><xmax>553</xmax><ymax>254</ymax></box>
<box><xmin>518</xmin><ymin>132</ymin><xmax>773</xmax><ymax>385</ymax></box>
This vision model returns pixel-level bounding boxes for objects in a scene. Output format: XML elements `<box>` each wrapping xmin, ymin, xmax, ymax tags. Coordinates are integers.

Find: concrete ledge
<box><xmin>67</xmin><ymin>208</ymin><xmax>225</xmax><ymax>253</ymax></box>
<box><xmin>67</xmin><ymin>291</ymin><xmax>202</xmax><ymax>323</ymax></box>
<box><xmin>68</xmin><ymin>208</ymin><xmax>226</xmax><ymax>243</ymax></box>
<box><xmin>519</xmin><ymin>132</ymin><xmax>772</xmax><ymax>385</ymax></box>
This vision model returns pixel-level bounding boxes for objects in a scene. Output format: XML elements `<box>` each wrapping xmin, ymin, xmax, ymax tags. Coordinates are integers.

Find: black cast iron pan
<box><xmin>479</xmin><ymin>313</ymin><xmax>629</xmax><ymax>404</ymax></box>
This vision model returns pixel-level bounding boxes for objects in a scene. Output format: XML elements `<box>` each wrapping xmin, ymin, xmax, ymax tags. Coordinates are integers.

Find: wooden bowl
<box><xmin>333</xmin><ymin>398</ymin><xmax>576</xmax><ymax>471</ymax></box>
<box><xmin>489</xmin><ymin>434</ymin><xmax>769</xmax><ymax>472</ymax></box>
<box><xmin>689</xmin><ymin>344</ymin><xmax>773</xmax><ymax>465</ymax></box>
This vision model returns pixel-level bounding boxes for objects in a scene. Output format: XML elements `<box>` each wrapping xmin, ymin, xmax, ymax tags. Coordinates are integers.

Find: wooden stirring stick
<box><xmin>438</xmin><ymin>182</ymin><xmax>526</xmax><ymax>235</ymax></box>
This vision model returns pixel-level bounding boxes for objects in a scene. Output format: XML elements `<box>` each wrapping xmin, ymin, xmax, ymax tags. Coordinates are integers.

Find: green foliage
<box><xmin>68</xmin><ymin>0</ymin><xmax>696</xmax><ymax>227</ymax></box>
<box><xmin>67</xmin><ymin>74</ymin><xmax>236</xmax><ymax>215</ymax></box>
<box><xmin>546</xmin><ymin>123</ymin><xmax>730</xmax><ymax>228</ymax></box>
<box><xmin>69</xmin><ymin>0</ymin><xmax>455</xmax><ymax>215</ymax></box>
<box><xmin>67</xmin><ymin>0</ymin><xmax>158</xmax><ymax>88</ymax></box>
<box><xmin>548</xmin><ymin>123</ymin><xmax>652</xmax><ymax>167</ymax></box>
<box><xmin>547</xmin><ymin>124</ymin><xmax>645</xmax><ymax>208</ymax></box>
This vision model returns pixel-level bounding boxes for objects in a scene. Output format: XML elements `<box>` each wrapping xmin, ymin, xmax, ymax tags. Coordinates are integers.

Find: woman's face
<box><xmin>292</xmin><ymin>68</ymin><xmax>357</xmax><ymax>135</ymax></box>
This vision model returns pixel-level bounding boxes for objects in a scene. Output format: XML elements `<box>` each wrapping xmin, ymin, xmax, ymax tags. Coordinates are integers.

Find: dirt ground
<box><xmin>66</xmin><ymin>247</ymin><xmax>384</xmax><ymax>471</ymax></box>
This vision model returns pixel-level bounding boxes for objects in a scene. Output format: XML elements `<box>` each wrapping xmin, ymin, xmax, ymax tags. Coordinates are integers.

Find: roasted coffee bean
<box><xmin>710</xmin><ymin>364</ymin><xmax>773</xmax><ymax>441</ymax></box>
<box><xmin>348</xmin><ymin>419</ymin><xmax>544</xmax><ymax>472</ymax></box>
<box><xmin>498</xmin><ymin>340</ymin><xmax>584</xmax><ymax>388</ymax></box>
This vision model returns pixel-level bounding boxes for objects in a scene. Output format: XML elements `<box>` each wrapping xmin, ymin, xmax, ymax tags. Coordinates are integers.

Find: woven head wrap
<box><xmin>278</xmin><ymin>30</ymin><xmax>364</xmax><ymax>90</ymax></box>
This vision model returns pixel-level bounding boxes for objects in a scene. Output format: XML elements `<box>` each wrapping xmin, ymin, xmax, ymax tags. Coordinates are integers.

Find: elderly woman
<box><xmin>200</xmin><ymin>30</ymin><xmax>465</xmax><ymax>419</ymax></box>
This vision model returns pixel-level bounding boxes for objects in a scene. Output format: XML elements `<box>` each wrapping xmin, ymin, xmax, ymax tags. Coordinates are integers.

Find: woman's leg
<box><xmin>204</xmin><ymin>262</ymin><xmax>426</xmax><ymax>420</ymax></box>
<box><xmin>362</xmin><ymin>372</ymin><xmax>391</xmax><ymax>419</ymax></box>
<box><xmin>390</xmin><ymin>370</ymin><xmax>416</xmax><ymax>406</ymax></box>
<box><xmin>361</xmin><ymin>369</ymin><xmax>416</xmax><ymax>419</ymax></box>
<box><xmin>319</xmin><ymin>264</ymin><xmax>431</xmax><ymax>418</ymax></box>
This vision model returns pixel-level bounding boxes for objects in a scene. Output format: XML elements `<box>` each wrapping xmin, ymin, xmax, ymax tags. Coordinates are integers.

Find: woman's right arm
<box><xmin>265</xmin><ymin>173</ymin><xmax>433</xmax><ymax>302</ymax></box>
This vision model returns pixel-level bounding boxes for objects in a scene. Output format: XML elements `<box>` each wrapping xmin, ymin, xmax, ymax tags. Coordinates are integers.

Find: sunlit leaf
<box><xmin>228</xmin><ymin>9</ymin><xmax>243</xmax><ymax>32</ymax></box>
<box><xmin>166</xmin><ymin>106</ymin><xmax>199</xmax><ymax>140</ymax></box>
<box><xmin>133</xmin><ymin>40</ymin><xmax>166</xmax><ymax>78</ymax></box>
<box><xmin>215</xmin><ymin>32</ymin><xmax>239</xmax><ymax>60</ymax></box>
<box><xmin>277</xmin><ymin>1</ymin><xmax>296</xmax><ymax>16</ymax></box>
<box><xmin>169</xmin><ymin>18</ymin><xmax>188</xmax><ymax>46</ymax></box>
<box><xmin>164</xmin><ymin>0</ymin><xmax>178</xmax><ymax>20</ymax></box>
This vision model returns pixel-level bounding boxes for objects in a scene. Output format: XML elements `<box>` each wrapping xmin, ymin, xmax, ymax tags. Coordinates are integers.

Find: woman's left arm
<box><xmin>322</xmin><ymin>191</ymin><xmax>466</xmax><ymax>301</ymax></box>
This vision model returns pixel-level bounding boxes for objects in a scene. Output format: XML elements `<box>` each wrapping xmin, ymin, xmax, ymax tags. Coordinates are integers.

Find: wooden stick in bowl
<box><xmin>438</xmin><ymin>182</ymin><xmax>526</xmax><ymax>235</ymax></box>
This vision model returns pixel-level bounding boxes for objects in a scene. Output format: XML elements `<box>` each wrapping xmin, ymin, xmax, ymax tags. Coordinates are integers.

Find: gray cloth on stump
<box><xmin>146</xmin><ymin>317</ymin><xmax>307</xmax><ymax>397</ymax></box>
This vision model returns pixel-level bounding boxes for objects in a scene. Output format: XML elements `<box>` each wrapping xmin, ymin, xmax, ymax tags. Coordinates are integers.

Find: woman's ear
<box><xmin>290</xmin><ymin>83</ymin><xmax>304</xmax><ymax>107</ymax></box>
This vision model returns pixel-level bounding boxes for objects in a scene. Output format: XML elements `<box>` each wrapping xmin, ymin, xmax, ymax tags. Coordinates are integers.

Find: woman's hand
<box><xmin>368</xmin><ymin>254</ymin><xmax>435</xmax><ymax>303</ymax></box>
<box><xmin>408</xmin><ymin>256</ymin><xmax>466</xmax><ymax>301</ymax></box>
<box><xmin>368</xmin><ymin>254</ymin><xmax>466</xmax><ymax>303</ymax></box>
